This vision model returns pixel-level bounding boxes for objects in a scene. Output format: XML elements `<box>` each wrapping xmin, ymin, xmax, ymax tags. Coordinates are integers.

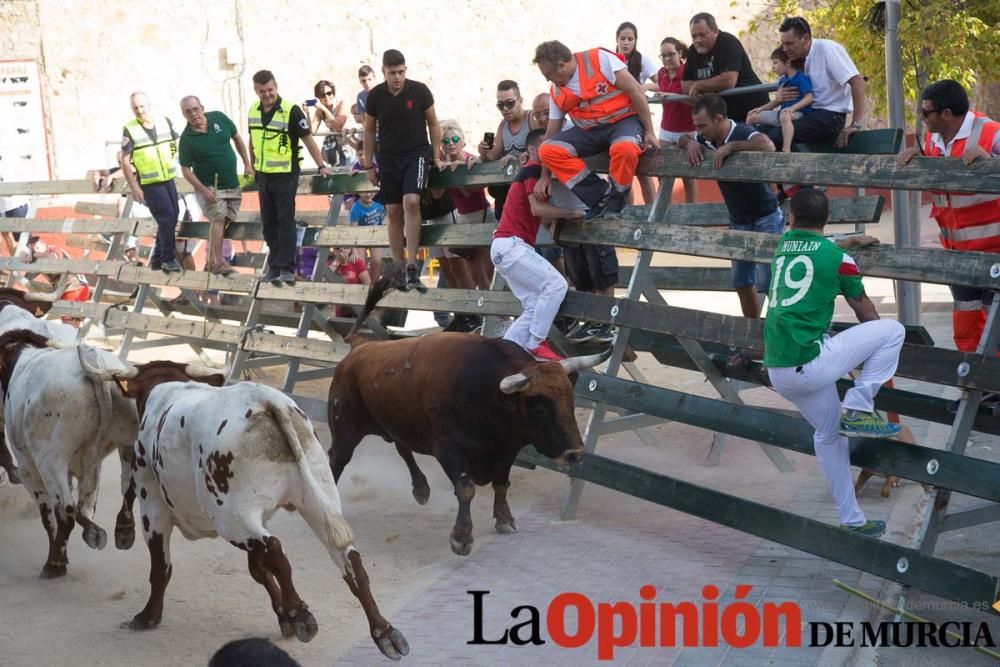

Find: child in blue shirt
<box><xmin>349</xmin><ymin>191</ymin><xmax>387</xmax><ymax>280</ymax></box>
<box><xmin>747</xmin><ymin>48</ymin><xmax>814</xmax><ymax>152</ymax></box>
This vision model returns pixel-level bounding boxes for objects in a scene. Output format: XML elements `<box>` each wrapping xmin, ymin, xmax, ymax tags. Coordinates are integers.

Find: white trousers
<box><xmin>768</xmin><ymin>319</ymin><xmax>905</xmax><ymax>525</ymax></box>
<box><xmin>490</xmin><ymin>235</ymin><xmax>568</xmax><ymax>350</ymax></box>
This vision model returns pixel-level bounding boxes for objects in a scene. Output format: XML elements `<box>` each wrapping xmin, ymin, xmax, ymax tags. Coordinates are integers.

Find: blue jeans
<box><xmin>730</xmin><ymin>208</ymin><xmax>784</xmax><ymax>291</ymax></box>
<box><xmin>142</xmin><ymin>180</ymin><xmax>180</xmax><ymax>263</ymax></box>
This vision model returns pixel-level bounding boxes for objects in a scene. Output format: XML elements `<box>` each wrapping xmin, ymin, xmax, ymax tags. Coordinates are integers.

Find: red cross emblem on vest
<box><xmin>596</xmin><ymin>82</ymin><xmax>609</xmax><ymax>95</ymax></box>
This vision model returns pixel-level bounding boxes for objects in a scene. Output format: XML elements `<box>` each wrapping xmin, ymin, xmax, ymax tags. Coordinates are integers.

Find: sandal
<box><xmin>210</xmin><ymin>263</ymin><xmax>235</xmax><ymax>276</ymax></box>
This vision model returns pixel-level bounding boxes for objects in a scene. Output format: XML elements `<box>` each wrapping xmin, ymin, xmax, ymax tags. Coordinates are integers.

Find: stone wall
<box><xmin>1</xmin><ymin>0</ymin><xmax>773</xmax><ymax>178</ymax></box>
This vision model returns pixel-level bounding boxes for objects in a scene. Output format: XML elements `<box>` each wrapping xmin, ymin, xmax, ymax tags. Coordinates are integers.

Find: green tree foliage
<box><xmin>741</xmin><ymin>0</ymin><xmax>1000</xmax><ymax>122</ymax></box>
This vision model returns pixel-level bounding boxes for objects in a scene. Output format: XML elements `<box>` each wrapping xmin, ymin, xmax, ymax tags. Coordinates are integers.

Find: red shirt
<box><xmin>333</xmin><ymin>257</ymin><xmax>368</xmax><ymax>317</ymax></box>
<box><xmin>448</xmin><ymin>186</ymin><xmax>490</xmax><ymax>214</ymax></box>
<box><xmin>657</xmin><ymin>67</ymin><xmax>695</xmax><ymax>132</ymax></box>
<box><xmin>493</xmin><ymin>161</ymin><xmax>542</xmax><ymax>245</ymax></box>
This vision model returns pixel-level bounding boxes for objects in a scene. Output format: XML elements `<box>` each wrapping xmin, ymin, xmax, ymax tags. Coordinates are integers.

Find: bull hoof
<box><xmin>125</xmin><ymin>615</ymin><xmax>160</xmax><ymax>631</ymax></box>
<box><xmin>289</xmin><ymin>608</ymin><xmax>318</xmax><ymax>643</ymax></box>
<box><xmin>449</xmin><ymin>534</ymin><xmax>473</xmax><ymax>557</ymax></box>
<box><xmin>115</xmin><ymin>524</ymin><xmax>136</xmax><ymax>551</ymax></box>
<box><xmin>495</xmin><ymin>520</ymin><xmax>517</xmax><ymax>534</ymax></box>
<box><xmin>412</xmin><ymin>485</ymin><xmax>430</xmax><ymax>506</ymax></box>
<box><xmin>278</xmin><ymin>616</ymin><xmax>295</xmax><ymax>639</ymax></box>
<box><xmin>83</xmin><ymin>524</ymin><xmax>108</xmax><ymax>550</ymax></box>
<box><xmin>39</xmin><ymin>563</ymin><xmax>67</xmax><ymax>579</ymax></box>
<box><xmin>374</xmin><ymin>625</ymin><xmax>410</xmax><ymax>661</ymax></box>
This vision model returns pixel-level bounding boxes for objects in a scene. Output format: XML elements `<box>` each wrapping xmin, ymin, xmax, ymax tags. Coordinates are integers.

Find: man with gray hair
<box><xmin>120</xmin><ymin>91</ymin><xmax>182</xmax><ymax>272</ymax></box>
<box><xmin>178</xmin><ymin>96</ymin><xmax>254</xmax><ymax>275</ymax></box>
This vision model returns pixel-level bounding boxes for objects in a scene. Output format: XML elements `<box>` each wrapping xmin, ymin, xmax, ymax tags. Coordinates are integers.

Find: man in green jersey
<box><xmin>765</xmin><ymin>189</ymin><xmax>904</xmax><ymax>538</ymax></box>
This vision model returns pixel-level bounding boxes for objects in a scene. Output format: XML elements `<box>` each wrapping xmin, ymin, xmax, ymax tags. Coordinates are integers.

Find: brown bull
<box><xmin>328</xmin><ymin>267</ymin><xmax>605</xmax><ymax>556</ymax></box>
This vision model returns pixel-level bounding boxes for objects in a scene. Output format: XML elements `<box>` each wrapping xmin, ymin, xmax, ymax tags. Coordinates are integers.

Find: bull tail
<box><xmin>345</xmin><ymin>263</ymin><xmax>405</xmax><ymax>343</ymax></box>
<box><xmin>270</xmin><ymin>403</ymin><xmax>354</xmax><ymax>551</ymax></box>
<box><xmin>79</xmin><ymin>344</ymin><xmax>114</xmax><ymax>449</ymax></box>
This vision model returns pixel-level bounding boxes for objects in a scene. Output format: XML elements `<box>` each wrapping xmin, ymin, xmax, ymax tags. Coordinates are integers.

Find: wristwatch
<box><xmin>321</xmin><ymin>161</ymin><xmax>333</xmax><ymax>169</ymax></box>
<box><xmin>849</xmin><ymin>121</ymin><xmax>863</xmax><ymax>129</ymax></box>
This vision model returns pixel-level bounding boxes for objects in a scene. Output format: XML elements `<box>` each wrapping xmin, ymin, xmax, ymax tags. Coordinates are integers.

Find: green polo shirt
<box><xmin>178</xmin><ymin>111</ymin><xmax>239</xmax><ymax>190</ymax></box>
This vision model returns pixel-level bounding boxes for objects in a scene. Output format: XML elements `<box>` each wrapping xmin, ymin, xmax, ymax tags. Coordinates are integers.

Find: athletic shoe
<box><xmin>268</xmin><ymin>270</ymin><xmax>284</xmax><ymax>286</ymax></box>
<box><xmin>445</xmin><ymin>314</ymin><xmax>481</xmax><ymax>333</ymax></box>
<box><xmin>148</xmin><ymin>259</ymin><xmax>162</xmax><ymax>271</ymax></box>
<box><xmin>842</xmin><ymin>519</ymin><xmax>886</xmax><ymax>538</ymax></box>
<box><xmin>604</xmin><ymin>188</ymin><xmax>629</xmax><ymax>220</ymax></box>
<box><xmin>592</xmin><ymin>323</ymin><xmax>617</xmax><ymax>344</ymax></box>
<box><xmin>403</xmin><ymin>264</ymin><xmax>426</xmax><ymax>293</ymax></box>
<box><xmin>563</xmin><ymin>319</ymin><xmax>588</xmax><ymax>339</ymax></box>
<box><xmin>567</xmin><ymin>321</ymin><xmax>601</xmax><ymax>344</ymax></box>
<box><xmin>583</xmin><ymin>186</ymin><xmax>612</xmax><ymax>222</ymax></box>
<box><xmin>529</xmin><ymin>340</ymin><xmax>565</xmax><ymax>362</ymax></box>
<box><xmin>839</xmin><ymin>411</ymin><xmax>902</xmax><ymax>439</ymax></box>
<box><xmin>280</xmin><ymin>270</ymin><xmax>296</xmax><ymax>286</ymax></box>
<box><xmin>160</xmin><ymin>260</ymin><xmax>182</xmax><ymax>273</ymax></box>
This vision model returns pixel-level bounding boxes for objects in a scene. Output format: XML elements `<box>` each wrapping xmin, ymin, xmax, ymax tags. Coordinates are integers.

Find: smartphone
<box><xmin>483</xmin><ymin>132</ymin><xmax>495</xmax><ymax>149</ymax></box>
<box><xmin>306</xmin><ymin>98</ymin><xmax>318</xmax><ymax>107</ymax></box>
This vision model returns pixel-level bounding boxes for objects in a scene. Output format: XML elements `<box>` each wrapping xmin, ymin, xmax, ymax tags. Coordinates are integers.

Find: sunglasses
<box><xmin>920</xmin><ymin>107</ymin><xmax>940</xmax><ymax>118</ymax></box>
<box><xmin>442</xmin><ymin>135</ymin><xmax>463</xmax><ymax>145</ymax></box>
<box><xmin>496</xmin><ymin>99</ymin><xmax>518</xmax><ymax>110</ymax></box>
<box><xmin>321</xmin><ymin>90</ymin><xmax>335</xmax><ymax>97</ymax></box>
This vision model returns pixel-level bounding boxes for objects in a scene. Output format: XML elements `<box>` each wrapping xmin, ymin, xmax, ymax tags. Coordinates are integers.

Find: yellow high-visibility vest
<box><xmin>124</xmin><ymin>117</ymin><xmax>177</xmax><ymax>185</ymax></box>
<box><xmin>248</xmin><ymin>99</ymin><xmax>295</xmax><ymax>173</ymax></box>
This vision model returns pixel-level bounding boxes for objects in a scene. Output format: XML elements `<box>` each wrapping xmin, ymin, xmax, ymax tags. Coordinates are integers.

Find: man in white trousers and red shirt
<box><xmin>765</xmin><ymin>188</ymin><xmax>905</xmax><ymax>538</ymax></box>
<box><xmin>491</xmin><ymin>129</ymin><xmax>585</xmax><ymax>361</ymax></box>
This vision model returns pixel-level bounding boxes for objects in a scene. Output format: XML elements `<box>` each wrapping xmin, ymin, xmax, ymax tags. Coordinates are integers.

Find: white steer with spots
<box><xmin>78</xmin><ymin>352</ymin><xmax>409</xmax><ymax>660</ymax></box>
<box><xmin>0</xmin><ymin>331</ymin><xmax>139</xmax><ymax>578</ymax></box>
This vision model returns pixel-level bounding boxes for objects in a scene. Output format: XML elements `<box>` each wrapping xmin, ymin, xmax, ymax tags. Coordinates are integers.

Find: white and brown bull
<box><xmin>78</xmin><ymin>352</ymin><xmax>409</xmax><ymax>659</ymax></box>
<box><xmin>0</xmin><ymin>330</ymin><xmax>139</xmax><ymax>578</ymax></box>
<box><xmin>0</xmin><ymin>277</ymin><xmax>77</xmax><ymax>485</ymax></box>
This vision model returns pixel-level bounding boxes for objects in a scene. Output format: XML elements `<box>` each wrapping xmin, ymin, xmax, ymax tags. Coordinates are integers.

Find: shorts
<box><xmin>425</xmin><ymin>212</ymin><xmax>458</xmax><ymax>259</ymax></box>
<box><xmin>755</xmin><ymin>109</ymin><xmax>803</xmax><ymax>126</ymax></box>
<box><xmin>730</xmin><ymin>208</ymin><xmax>784</xmax><ymax>289</ymax></box>
<box><xmin>539</xmin><ymin>246</ymin><xmax>563</xmax><ymax>261</ymax></box>
<box><xmin>377</xmin><ymin>153</ymin><xmax>428</xmax><ymax>205</ymax></box>
<box><xmin>658</xmin><ymin>129</ymin><xmax>697</xmax><ymax>144</ymax></box>
<box><xmin>195</xmin><ymin>186</ymin><xmax>242</xmax><ymax>223</ymax></box>
<box><xmin>563</xmin><ymin>244</ymin><xmax>619</xmax><ymax>292</ymax></box>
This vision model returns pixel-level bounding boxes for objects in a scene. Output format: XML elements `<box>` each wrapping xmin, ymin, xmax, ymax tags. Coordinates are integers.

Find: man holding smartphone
<box><xmin>478</xmin><ymin>80</ymin><xmax>531</xmax><ymax>220</ymax></box>
<box><xmin>362</xmin><ymin>49</ymin><xmax>445</xmax><ymax>292</ymax></box>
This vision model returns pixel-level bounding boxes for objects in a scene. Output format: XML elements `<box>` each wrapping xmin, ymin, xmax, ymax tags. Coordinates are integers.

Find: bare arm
<box><xmin>181</xmin><ymin>165</ymin><xmax>210</xmax><ymax>199</ymax></box>
<box><xmin>846</xmin><ymin>293</ymin><xmax>879</xmax><ymax>322</ymax></box>
<box><xmin>528</xmin><ymin>193</ymin><xmax>585</xmax><ymax>220</ymax></box>
<box><xmin>682</xmin><ymin>71</ymin><xmax>738</xmax><ymax>95</ymax></box>
<box><xmin>363</xmin><ymin>113</ymin><xmax>377</xmax><ymax>168</ymax></box>
<box><xmin>231</xmin><ymin>133</ymin><xmax>254</xmax><ymax>176</ymax></box>
<box><xmin>425</xmin><ymin>104</ymin><xmax>444</xmax><ymax>167</ymax></box>
<box><xmin>836</xmin><ymin>75</ymin><xmax>867</xmax><ymax>148</ymax></box>
<box><xmin>118</xmin><ymin>149</ymin><xmax>144</xmax><ymax>204</ymax></box>
<box><xmin>784</xmin><ymin>92</ymin><xmax>814</xmax><ymax>115</ymax></box>
<box><xmin>329</xmin><ymin>99</ymin><xmax>349</xmax><ymax>133</ymax></box>
<box><xmin>614</xmin><ymin>69</ymin><xmax>657</xmax><ymax>150</ymax></box>
<box><xmin>712</xmin><ymin>132</ymin><xmax>774</xmax><ymax>168</ymax></box>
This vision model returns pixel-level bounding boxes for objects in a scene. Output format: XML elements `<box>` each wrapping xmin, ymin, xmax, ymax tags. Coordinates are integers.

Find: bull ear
<box><xmin>499</xmin><ymin>372</ymin><xmax>531</xmax><ymax>394</ymax></box>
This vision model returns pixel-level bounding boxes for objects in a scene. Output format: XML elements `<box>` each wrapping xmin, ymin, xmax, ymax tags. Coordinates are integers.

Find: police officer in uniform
<box><xmin>248</xmin><ymin>70</ymin><xmax>333</xmax><ymax>285</ymax></box>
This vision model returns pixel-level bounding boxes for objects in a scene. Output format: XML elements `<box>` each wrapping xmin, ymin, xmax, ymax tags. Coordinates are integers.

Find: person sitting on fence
<box><xmin>532</xmin><ymin>40</ymin><xmax>658</xmax><ymax>221</ymax></box>
<box><xmin>765</xmin><ymin>188</ymin><xmax>904</xmax><ymax>538</ymax></box>
<box><xmin>440</xmin><ymin>119</ymin><xmax>494</xmax><ymax>292</ymax></box>
<box><xmin>678</xmin><ymin>94</ymin><xmax>784</xmax><ymax>320</ymax></box>
<box><xmin>308</xmin><ymin>79</ymin><xmax>349</xmax><ymax>166</ymax></box>
<box><xmin>747</xmin><ymin>48</ymin><xmax>814</xmax><ymax>154</ymax></box>
<box><xmin>898</xmin><ymin>80</ymin><xmax>1000</xmax><ymax>366</ymax></box>
<box><xmin>350</xmin><ymin>189</ymin><xmax>387</xmax><ymax>283</ymax></box>
<box><xmin>491</xmin><ymin>129</ymin><xmax>586</xmax><ymax>362</ymax></box>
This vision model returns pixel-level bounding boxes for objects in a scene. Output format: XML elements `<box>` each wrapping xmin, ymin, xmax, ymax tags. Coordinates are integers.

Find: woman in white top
<box><xmin>616</xmin><ymin>22</ymin><xmax>659</xmax><ymax>205</ymax></box>
<box><xmin>309</xmin><ymin>79</ymin><xmax>349</xmax><ymax>166</ymax></box>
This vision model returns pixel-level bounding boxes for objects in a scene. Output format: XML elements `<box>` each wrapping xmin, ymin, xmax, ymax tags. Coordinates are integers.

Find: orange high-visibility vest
<box><xmin>924</xmin><ymin>111</ymin><xmax>1000</xmax><ymax>252</ymax></box>
<box><xmin>550</xmin><ymin>48</ymin><xmax>636</xmax><ymax>130</ymax></box>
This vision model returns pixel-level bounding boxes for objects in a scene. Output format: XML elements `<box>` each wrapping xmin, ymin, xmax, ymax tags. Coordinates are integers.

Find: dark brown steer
<box><xmin>328</xmin><ymin>268</ymin><xmax>604</xmax><ymax>556</ymax></box>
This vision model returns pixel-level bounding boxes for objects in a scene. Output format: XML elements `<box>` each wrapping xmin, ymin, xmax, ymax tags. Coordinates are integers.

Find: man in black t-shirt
<box><xmin>678</xmin><ymin>95</ymin><xmax>783</xmax><ymax>319</ymax></box>
<box><xmin>362</xmin><ymin>49</ymin><xmax>445</xmax><ymax>292</ymax></box>
<box><xmin>682</xmin><ymin>12</ymin><xmax>769</xmax><ymax>122</ymax></box>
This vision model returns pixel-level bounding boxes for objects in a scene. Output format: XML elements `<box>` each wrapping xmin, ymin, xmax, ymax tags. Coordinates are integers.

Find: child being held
<box><xmin>747</xmin><ymin>48</ymin><xmax>814</xmax><ymax>152</ymax></box>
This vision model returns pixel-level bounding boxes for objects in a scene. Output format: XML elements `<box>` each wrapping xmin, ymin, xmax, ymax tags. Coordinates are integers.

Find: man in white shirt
<box><xmin>768</xmin><ymin>16</ymin><xmax>867</xmax><ymax>150</ymax></box>
<box><xmin>532</xmin><ymin>41</ymin><xmax>657</xmax><ymax>221</ymax></box>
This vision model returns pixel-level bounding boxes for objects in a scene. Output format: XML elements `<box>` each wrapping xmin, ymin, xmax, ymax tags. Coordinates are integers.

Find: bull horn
<box><xmin>183</xmin><ymin>363</ymin><xmax>223</xmax><ymax>378</ymax></box>
<box><xmin>76</xmin><ymin>344</ymin><xmax>138</xmax><ymax>381</ymax></box>
<box><xmin>25</xmin><ymin>274</ymin><xmax>71</xmax><ymax>302</ymax></box>
<box><xmin>499</xmin><ymin>372</ymin><xmax>530</xmax><ymax>394</ymax></box>
<box><xmin>559</xmin><ymin>347</ymin><xmax>614</xmax><ymax>375</ymax></box>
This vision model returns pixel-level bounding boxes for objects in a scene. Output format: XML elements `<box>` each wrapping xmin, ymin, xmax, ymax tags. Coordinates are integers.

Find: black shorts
<box><xmin>563</xmin><ymin>244</ymin><xmax>619</xmax><ymax>292</ymax></box>
<box><xmin>377</xmin><ymin>153</ymin><xmax>428</xmax><ymax>205</ymax></box>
